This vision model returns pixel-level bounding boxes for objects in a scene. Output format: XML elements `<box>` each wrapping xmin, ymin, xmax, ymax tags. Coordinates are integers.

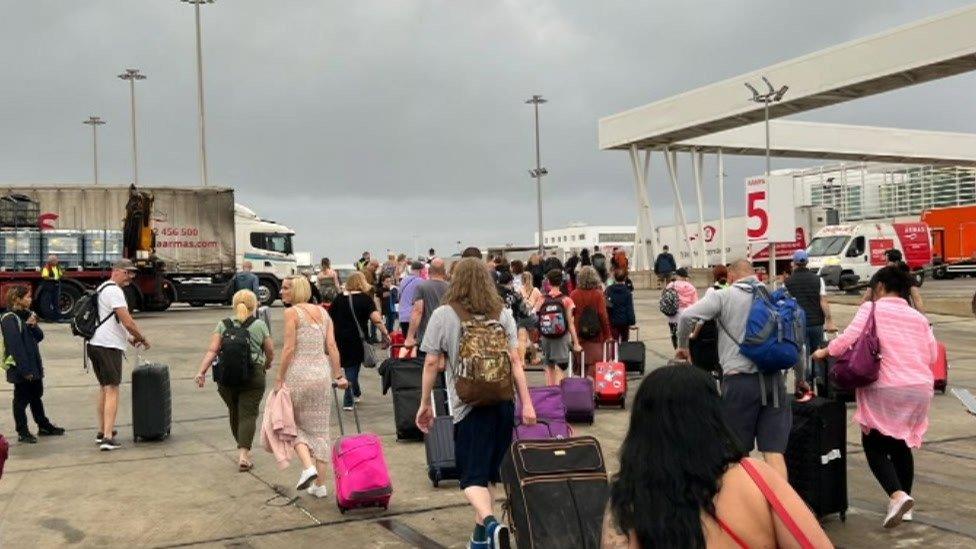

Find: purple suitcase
<box><xmin>515</xmin><ymin>386</ymin><xmax>572</xmax><ymax>440</ymax></box>
<box><xmin>561</xmin><ymin>352</ymin><xmax>595</xmax><ymax>424</ymax></box>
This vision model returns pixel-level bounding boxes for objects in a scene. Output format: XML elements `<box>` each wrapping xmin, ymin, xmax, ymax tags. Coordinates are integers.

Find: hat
<box><xmin>112</xmin><ymin>258</ymin><xmax>137</xmax><ymax>271</ymax></box>
<box><xmin>792</xmin><ymin>250</ymin><xmax>809</xmax><ymax>263</ymax></box>
<box><xmin>675</xmin><ymin>267</ymin><xmax>689</xmax><ymax>278</ymax></box>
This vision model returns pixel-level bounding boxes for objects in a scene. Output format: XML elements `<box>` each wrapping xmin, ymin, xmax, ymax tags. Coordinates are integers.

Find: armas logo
<box><xmin>688</xmin><ymin>225</ymin><xmax>718</xmax><ymax>243</ymax></box>
<box><xmin>38</xmin><ymin>213</ymin><xmax>59</xmax><ymax>230</ymax></box>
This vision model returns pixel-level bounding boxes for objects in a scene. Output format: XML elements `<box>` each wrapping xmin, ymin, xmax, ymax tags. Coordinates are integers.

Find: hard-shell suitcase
<box><xmin>132</xmin><ymin>361</ymin><xmax>172</xmax><ymax>442</ymax></box>
<box><xmin>688</xmin><ymin>320</ymin><xmax>721</xmax><ymax>379</ymax></box>
<box><xmin>424</xmin><ymin>389</ymin><xmax>459</xmax><ymax>487</ymax></box>
<box><xmin>384</xmin><ymin>357</ymin><xmax>442</xmax><ymax>441</ymax></box>
<box><xmin>501</xmin><ymin>436</ymin><xmax>609</xmax><ymax>549</ymax></box>
<box><xmin>932</xmin><ymin>341</ymin><xmax>948</xmax><ymax>394</ymax></box>
<box><xmin>515</xmin><ymin>386</ymin><xmax>571</xmax><ymax>440</ymax></box>
<box><xmin>561</xmin><ymin>352</ymin><xmax>594</xmax><ymax>424</ymax></box>
<box><xmin>617</xmin><ymin>326</ymin><xmax>645</xmax><ymax>375</ymax></box>
<box><xmin>0</xmin><ymin>434</ymin><xmax>8</xmax><ymax>480</ymax></box>
<box><xmin>785</xmin><ymin>396</ymin><xmax>847</xmax><ymax>521</ymax></box>
<box><xmin>595</xmin><ymin>342</ymin><xmax>627</xmax><ymax>409</ymax></box>
<box><xmin>331</xmin><ymin>384</ymin><xmax>393</xmax><ymax>513</ymax></box>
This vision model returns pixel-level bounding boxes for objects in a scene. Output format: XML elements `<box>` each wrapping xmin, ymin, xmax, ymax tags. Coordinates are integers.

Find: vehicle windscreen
<box><xmin>807</xmin><ymin>236</ymin><xmax>850</xmax><ymax>257</ymax></box>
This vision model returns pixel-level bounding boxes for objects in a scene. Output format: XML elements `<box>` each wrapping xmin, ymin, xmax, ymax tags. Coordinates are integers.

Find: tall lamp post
<box><xmin>181</xmin><ymin>0</ymin><xmax>214</xmax><ymax>186</ymax></box>
<box><xmin>118</xmin><ymin>68</ymin><xmax>147</xmax><ymax>184</ymax></box>
<box><xmin>525</xmin><ymin>94</ymin><xmax>547</xmax><ymax>255</ymax></box>
<box><xmin>745</xmin><ymin>76</ymin><xmax>788</xmax><ymax>285</ymax></box>
<box><xmin>83</xmin><ymin>116</ymin><xmax>106</xmax><ymax>185</ymax></box>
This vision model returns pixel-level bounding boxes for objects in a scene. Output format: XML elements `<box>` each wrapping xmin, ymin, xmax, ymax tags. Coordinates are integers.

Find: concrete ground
<box><xmin>1</xmin><ymin>288</ymin><xmax>975</xmax><ymax>548</ymax></box>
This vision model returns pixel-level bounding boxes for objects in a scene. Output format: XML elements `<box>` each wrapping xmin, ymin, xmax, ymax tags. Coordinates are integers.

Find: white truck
<box><xmin>805</xmin><ymin>221</ymin><xmax>932</xmax><ymax>289</ymax></box>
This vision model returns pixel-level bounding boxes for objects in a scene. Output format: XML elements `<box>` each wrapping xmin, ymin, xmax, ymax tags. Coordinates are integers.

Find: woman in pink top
<box><xmin>665</xmin><ymin>268</ymin><xmax>699</xmax><ymax>348</ymax></box>
<box><xmin>813</xmin><ymin>266</ymin><xmax>936</xmax><ymax>529</ymax></box>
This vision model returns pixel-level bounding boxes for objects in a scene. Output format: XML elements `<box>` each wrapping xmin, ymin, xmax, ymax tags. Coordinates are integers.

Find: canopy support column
<box><xmin>718</xmin><ymin>148</ymin><xmax>727</xmax><ymax>265</ymax></box>
<box><xmin>692</xmin><ymin>148</ymin><xmax>707</xmax><ymax>267</ymax></box>
<box><xmin>663</xmin><ymin>146</ymin><xmax>694</xmax><ymax>267</ymax></box>
<box><xmin>628</xmin><ymin>145</ymin><xmax>655</xmax><ymax>271</ymax></box>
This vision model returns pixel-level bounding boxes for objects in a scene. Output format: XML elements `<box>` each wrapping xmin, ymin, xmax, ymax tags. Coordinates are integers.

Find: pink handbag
<box><xmin>829</xmin><ymin>302</ymin><xmax>881</xmax><ymax>390</ymax></box>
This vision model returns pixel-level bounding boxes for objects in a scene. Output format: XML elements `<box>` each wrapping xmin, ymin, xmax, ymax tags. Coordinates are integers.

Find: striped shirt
<box><xmin>827</xmin><ymin>297</ymin><xmax>936</xmax><ymax>447</ymax></box>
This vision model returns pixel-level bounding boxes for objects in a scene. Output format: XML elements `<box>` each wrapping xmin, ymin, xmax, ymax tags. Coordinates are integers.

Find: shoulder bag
<box><xmin>348</xmin><ymin>294</ymin><xmax>378</xmax><ymax>368</ymax></box>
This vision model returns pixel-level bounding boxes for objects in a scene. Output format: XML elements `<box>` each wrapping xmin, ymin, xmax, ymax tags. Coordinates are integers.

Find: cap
<box><xmin>112</xmin><ymin>258</ymin><xmax>137</xmax><ymax>271</ymax></box>
<box><xmin>792</xmin><ymin>250</ymin><xmax>809</xmax><ymax>263</ymax></box>
<box><xmin>675</xmin><ymin>267</ymin><xmax>689</xmax><ymax>278</ymax></box>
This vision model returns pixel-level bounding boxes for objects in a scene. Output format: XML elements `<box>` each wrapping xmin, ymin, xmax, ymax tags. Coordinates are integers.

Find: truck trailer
<box><xmin>922</xmin><ymin>204</ymin><xmax>976</xmax><ymax>279</ymax></box>
<box><xmin>0</xmin><ymin>185</ymin><xmax>295</xmax><ymax>316</ymax></box>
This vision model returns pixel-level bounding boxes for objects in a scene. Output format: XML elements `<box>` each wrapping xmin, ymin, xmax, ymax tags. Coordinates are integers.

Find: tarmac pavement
<box><xmin>1</xmin><ymin>289</ymin><xmax>975</xmax><ymax>548</ymax></box>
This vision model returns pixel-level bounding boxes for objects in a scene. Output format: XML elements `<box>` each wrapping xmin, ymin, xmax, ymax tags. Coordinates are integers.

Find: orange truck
<box><xmin>922</xmin><ymin>205</ymin><xmax>976</xmax><ymax>279</ymax></box>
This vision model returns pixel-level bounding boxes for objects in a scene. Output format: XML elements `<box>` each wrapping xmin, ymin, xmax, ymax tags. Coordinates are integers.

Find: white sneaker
<box><xmin>903</xmin><ymin>509</ymin><xmax>913</xmax><ymax>522</ymax></box>
<box><xmin>295</xmin><ymin>466</ymin><xmax>318</xmax><ymax>490</ymax></box>
<box><xmin>343</xmin><ymin>406</ymin><xmax>354</xmax><ymax>411</ymax></box>
<box><xmin>883</xmin><ymin>494</ymin><xmax>914</xmax><ymax>528</ymax></box>
<box><xmin>306</xmin><ymin>483</ymin><xmax>328</xmax><ymax>498</ymax></box>
<box><xmin>354</xmin><ymin>396</ymin><xmax>362</xmax><ymax>403</ymax></box>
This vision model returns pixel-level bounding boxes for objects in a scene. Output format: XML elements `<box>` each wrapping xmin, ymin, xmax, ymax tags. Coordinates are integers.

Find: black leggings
<box><xmin>668</xmin><ymin>322</ymin><xmax>678</xmax><ymax>349</ymax></box>
<box><xmin>862</xmin><ymin>429</ymin><xmax>914</xmax><ymax>496</ymax></box>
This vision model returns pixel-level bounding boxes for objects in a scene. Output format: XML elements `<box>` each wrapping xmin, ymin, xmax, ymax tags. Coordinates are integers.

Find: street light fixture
<box><xmin>83</xmin><ymin>116</ymin><xmax>106</xmax><ymax>185</ymax></box>
<box><xmin>745</xmin><ymin>76</ymin><xmax>789</xmax><ymax>285</ymax></box>
<box><xmin>118</xmin><ymin>68</ymin><xmax>147</xmax><ymax>184</ymax></box>
<box><xmin>525</xmin><ymin>94</ymin><xmax>547</xmax><ymax>255</ymax></box>
<box><xmin>180</xmin><ymin>0</ymin><xmax>214</xmax><ymax>186</ymax></box>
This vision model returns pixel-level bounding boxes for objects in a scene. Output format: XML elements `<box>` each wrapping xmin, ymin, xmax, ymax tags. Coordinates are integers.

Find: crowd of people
<box><xmin>0</xmin><ymin>240</ymin><xmax>950</xmax><ymax>548</ymax></box>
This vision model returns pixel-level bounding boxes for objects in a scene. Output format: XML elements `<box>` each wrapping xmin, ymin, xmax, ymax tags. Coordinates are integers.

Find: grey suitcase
<box><xmin>132</xmin><ymin>361</ymin><xmax>172</xmax><ymax>442</ymax></box>
<box><xmin>424</xmin><ymin>389</ymin><xmax>459</xmax><ymax>487</ymax></box>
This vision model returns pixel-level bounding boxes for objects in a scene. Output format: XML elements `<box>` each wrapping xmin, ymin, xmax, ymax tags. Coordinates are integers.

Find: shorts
<box><xmin>721</xmin><ymin>373</ymin><xmax>792</xmax><ymax>453</ymax></box>
<box><xmin>454</xmin><ymin>402</ymin><xmax>515</xmax><ymax>489</ymax></box>
<box><xmin>540</xmin><ymin>333</ymin><xmax>571</xmax><ymax>367</ymax></box>
<box><xmin>87</xmin><ymin>345</ymin><xmax>124</xmax><ymax>386</ymax></box>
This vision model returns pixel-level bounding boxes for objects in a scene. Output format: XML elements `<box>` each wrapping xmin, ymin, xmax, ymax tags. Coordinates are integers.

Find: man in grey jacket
<box><xmin>675</xmin><ymin>258</ymin><xmax>791</xmax><ymax>479</ymax></box>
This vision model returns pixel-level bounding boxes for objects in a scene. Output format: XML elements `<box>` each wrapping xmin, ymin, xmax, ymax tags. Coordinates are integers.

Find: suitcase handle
<box><xmin>603</xmin><ymin>340</ymin><xmax>618</xmax><ymax>362</ymax></box>
<box><xmin>332</xmin><ymin>382</ymin><xmax>362</xmax><ymax>435</ymax></box>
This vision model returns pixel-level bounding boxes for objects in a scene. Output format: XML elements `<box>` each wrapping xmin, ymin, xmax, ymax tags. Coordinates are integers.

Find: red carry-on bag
<box><xmin>595</xmin><ymin>341</ymin><xmax>627</xmax><ymax>409</ymax></box>
<box><xmin>932</xmin><ymin>341</ymin><xmax>949</xmax><ymax>394</ymax></box>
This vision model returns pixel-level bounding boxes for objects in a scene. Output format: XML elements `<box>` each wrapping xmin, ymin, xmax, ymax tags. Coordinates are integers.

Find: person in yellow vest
<box><xmin>39</xmin><ymin>255</ymin><xmax>65</xmax><ymax>322</ymax></box>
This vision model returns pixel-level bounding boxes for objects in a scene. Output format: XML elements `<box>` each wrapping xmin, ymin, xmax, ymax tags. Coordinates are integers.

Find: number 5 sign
<box><xmin>745</xmin><ymin>175</ymin><xmax>795</xmax><ymax>244</ymax></box>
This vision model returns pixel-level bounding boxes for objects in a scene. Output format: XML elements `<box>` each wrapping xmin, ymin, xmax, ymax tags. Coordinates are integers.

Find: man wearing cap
<box><xmin>87</xmin><ymin>259</ymin><xmax>151</xmax><ymax>451</ymax></box>
<box><xmin>785</xmin><ymin>250</ymin><xmax>835</xmax><ymax>389</ymax></box>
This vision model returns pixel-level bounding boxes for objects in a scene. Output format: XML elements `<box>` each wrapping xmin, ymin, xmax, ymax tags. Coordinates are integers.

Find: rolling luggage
<box><xmin>424</xmin><ymin>390</ymin><xmax>459</xmax><ymax>487</ymax></box>
<box><xmin>331</xmin><ymin>384</ymin><xmax>393</xmax><ymax>513</ymax></box>
<box><xmin>688</xmin><ymin>320</ymin><xmax>721</xmax><ymax>379</ymax></box>
<box><xmin>515</xmin><ymin>386</ymin><xmax>571</xmax><ymax>440</ymax></box>
<box><xmin>595</xmin><ymin>342</ymin><xmax>626</xmax><ymax>409</ymax></box>
<box><xmin>382</xmin><ymin>357</ymin><xmax>443</xmax><ymax>441</ymax></box>
<box><xmin>132</xmin><ymin>361</ymin><xmax>172</xmax><ymax>442</ymax></box>
<box><xmin>561</xmin><ymin>352</ymin><xmax>594</xmax><ymax>424</ymax></box>
<box><xmin>617</xmin><ymin>326</ymin><xmax>645</xmax><ymax>375</ymax></box>
<box><xmin>0</xmin><ymin>434</ymin><xmax>8</xmax><ymax>480</ymax></box>
<box><xmin>814</xmin><ymin>355</ymin><xmax>855</xmax><ymax>404</ymax></box>
<box><xmin>932</xmin><ymin>341</ymin><xmax>948</xmax><ymax>394</ymax></box>
<box><xmin>785</xmin><ymin>396</ymin><xmax>847</xmax><ymax>521</ymax></box>
<box><xmin>501</xmin><ymin>436</ymin><xmax>609</xmax><ymax>549</ymax></box>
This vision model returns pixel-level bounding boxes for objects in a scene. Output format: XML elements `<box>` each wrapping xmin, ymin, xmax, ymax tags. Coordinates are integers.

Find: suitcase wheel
<box><xmin>840</xmin><ymin>511</ymin><xmax>846</xmax><ymax>522</ymax></box>
<box><xmin>338</xmin><ymin>506</ymin><xmax>346</xmax><ymax>514</ymax></box>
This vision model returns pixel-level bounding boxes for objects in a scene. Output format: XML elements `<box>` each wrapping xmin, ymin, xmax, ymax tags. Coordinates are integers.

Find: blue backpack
<box><xmin>722</xmin><ymin>283</ymin><xmax>806</xmax><ymax>373</ymax></box>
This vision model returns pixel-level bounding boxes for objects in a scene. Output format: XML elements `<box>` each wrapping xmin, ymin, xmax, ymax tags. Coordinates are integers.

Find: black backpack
<box><xmin>578</xmin><ymin>305</ymin><xmax>602</xmax><ymax>341</ymax></box>
<box><xmin>71</xmin><ymin>282</ymin><xmax>118</xmax><ymax>340</ymax></box>
<box><xmin>213</xmin><ymin>317</ymin><xmax>256</xmax><ymax>386</ymax></box>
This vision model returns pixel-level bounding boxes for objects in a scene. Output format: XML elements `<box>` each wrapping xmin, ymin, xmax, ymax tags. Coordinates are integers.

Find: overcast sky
<box><xmin>3</xmin><ymin>0</ymin><xmax>975</xmax><ymax>263</ymax></box>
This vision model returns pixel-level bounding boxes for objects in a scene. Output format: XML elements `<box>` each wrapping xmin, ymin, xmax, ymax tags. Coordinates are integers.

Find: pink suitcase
<box><xmin>331</xmin><ymin>384</ymin><xmax>393</xmax><ymax>513</ymax></box>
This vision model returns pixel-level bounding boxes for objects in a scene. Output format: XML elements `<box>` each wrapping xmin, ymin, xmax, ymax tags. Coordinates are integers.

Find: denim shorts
<box><xmin>454</xmin><ymin>402</ymin><xmax>515</xmax><ymax>489</ymax></box>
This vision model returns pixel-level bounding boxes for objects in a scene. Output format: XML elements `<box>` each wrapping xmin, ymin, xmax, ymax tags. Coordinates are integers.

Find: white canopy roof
<box><xmin>599</xmin><ymin>4</ymin><xmax>976</xmax><ymax>150</ymax></box>
<box><xmin>668</xmin><ymin>120</ymin><xmax>976</xmax><ymax>166</ymax></box>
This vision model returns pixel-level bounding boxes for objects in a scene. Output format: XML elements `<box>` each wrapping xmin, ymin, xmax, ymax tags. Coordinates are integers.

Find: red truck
<box><xmin>923</xmin><ymin>205</ymin><xmax>976</xmax><ymax>279</ymax></box>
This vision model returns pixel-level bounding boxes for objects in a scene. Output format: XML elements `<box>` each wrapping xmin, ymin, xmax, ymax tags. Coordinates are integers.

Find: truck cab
<box><xmin>234</xmin><ymin>204</ymin><xmax>296</xmax><ymax>306</ymax></box>
<box><xmin>807</xmin><ymin>222</ymin><xmax>931</xmax><ymax>289</ymax></box>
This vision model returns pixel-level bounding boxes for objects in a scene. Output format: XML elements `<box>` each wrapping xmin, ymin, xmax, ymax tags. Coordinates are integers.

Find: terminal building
<box><xmin>536</xmin><ymin>223</ymin><xmax>636</xmax><ymax>257</ymax></box>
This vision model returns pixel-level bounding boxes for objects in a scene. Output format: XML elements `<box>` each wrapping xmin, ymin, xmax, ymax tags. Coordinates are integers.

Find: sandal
<box><xmin>238</xmin><ymin>460</ymin><xmax>254</xmax><ymax>472</ymax></box>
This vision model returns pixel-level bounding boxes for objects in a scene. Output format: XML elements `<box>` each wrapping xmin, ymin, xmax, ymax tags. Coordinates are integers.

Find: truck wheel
<box><xmin>143</xmin><ymin>290</ymin><xmax>174</xmax><ymax>312</ymax></box>
<box><xmin>257</xmin><ymin>279</ymin><xmax>279</xmax><ymax>307</ymax></box>
<box><xmin>58</xmin><ymin>284</ymin><xmax>84</xmax><ymax>317</ymax></box>
<box><xmin>189</xmin><ymin>302</ymin><xmax>206</xmax><ymax>308</ymax></box>
<box><xmin>933</xmin><ymin>266</ymin><xmax>948</xmax><ymax>280</ymax></box>
<box><xmin>914</xmin><ymin>271</ymin><xmax>925</xmax><ymax>288</ymax></box>
<box><xmin>123</xmin><ymin>285</ymin><xmax>143</xmax><ymax>312</ymax></box>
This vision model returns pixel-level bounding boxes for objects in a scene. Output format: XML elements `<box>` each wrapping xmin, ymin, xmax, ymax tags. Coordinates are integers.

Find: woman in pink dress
<box><xmin>275</xmin><ymin>275</ymin><xmax>347</xmax><ymax>499</ymax></box>
<box><xmin>813</xmin><ymin>266</ymin><xmax>936</xmax><ymax>529</ymax></box>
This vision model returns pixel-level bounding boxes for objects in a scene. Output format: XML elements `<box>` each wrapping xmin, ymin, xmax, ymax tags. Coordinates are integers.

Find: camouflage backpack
<box><xmin>450</xmin><ymin>304</ymin><xmax>514</xmax><ymax>406</ymax></box>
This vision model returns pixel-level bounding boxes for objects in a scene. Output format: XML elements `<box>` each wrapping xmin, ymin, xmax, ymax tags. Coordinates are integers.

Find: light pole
<box><xmin>181</xmin><ymin>0</ymin><xmax>214</xmax><ymax>186</ymax></box>
<box><xmin>525</xmin><ymin>94</ymin><xmax>547</xmax><ymax>255</ymax></box>
<box><xmin>745</xmin><ymin>76</ymin><xmax>788</xmax><ymax>285</ymax></box>
<box><xmin>83</xmin><ymin>116</ymin><xmax>106</xmax><ymax>185</ymax></box>
<box><xmin>118</xmin><ymin>68</ymin><xmax>147</xmax><ymax>184</ymax></box>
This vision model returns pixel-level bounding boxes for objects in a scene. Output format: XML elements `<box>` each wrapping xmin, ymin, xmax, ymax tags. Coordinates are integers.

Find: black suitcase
<box><xmin>424</xmin><ymin>389</ymin><xmax>459</xmax><ymax>487</ymax></box>
<box><xmin>501</xmin><ymin>436</ymin><xmax>609</xmax><ymax>549</ymax></box>
<box><xmin>689</xmin><ymin>320</ymin><xmax>722</xmax><ymax>380</ymax></box>
<box><xmin>132</xmin><ymin>362</ymin><xmax>172</xmax><ymax>442</ymax></box>
<box><xmin>785</xmin><ymin>396</ymin><xmax>847</xmax><ymax>521</ymax></box>
<box><xmin>385</xmin><ymin>358</ymin><xmax>444</xmax><ymax>441</ymax></box>
<box><xmin>618</xmin><ymin>327</ymin><xmax>645</xmax><ymax>375</ymax></box>
<box><xmin>814</xmin><ymin>355</ymin><xmax>854</xmax><ymax>404</ymax></box>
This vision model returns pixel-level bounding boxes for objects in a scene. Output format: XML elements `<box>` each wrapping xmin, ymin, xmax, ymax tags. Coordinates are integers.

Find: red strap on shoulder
<box><xmin>740</xmin><ymin>459</ymin><xmax>815</xmax><ymax>549</ymax></box>
<box><xmin>715</xmin><ymin>517</ymin><xmax>749</xmax><ymax>549</ymax></box>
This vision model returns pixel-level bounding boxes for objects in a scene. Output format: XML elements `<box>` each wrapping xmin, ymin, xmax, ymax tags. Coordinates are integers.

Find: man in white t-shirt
<box><xmin>87</xmin><ymin>259</ymin><xmax>150</xmax><ymax>451</ymax></box>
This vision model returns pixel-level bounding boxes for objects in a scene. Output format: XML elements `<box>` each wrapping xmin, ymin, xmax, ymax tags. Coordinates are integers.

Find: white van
<box><xmin>806</xmin><ymin>222</ymin><xmax>931</xmax><ymax>289</ymax></box>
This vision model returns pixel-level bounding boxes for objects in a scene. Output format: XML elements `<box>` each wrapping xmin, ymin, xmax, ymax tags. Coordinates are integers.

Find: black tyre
<box><xmin>189</xmin><ymin>302</ymin><xmax>206</xmax><ymax>308</ymax></box>
<box><xmin>58</xmin><ymin>283</ymin><xmax>84</xmax><ymax>317</ymax></box>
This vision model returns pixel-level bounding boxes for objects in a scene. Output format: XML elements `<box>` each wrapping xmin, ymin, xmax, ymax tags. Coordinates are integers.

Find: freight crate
<box><xmin>0</xmin><ymin>194</ymin><xmax>40</xmax><ymax>228</ymax></box>
<box><xmin>0</xmin><ymin>229</ymin><xmax>42</xmax><ymax>270</ymax></box>
<box><xmin>83</xmin><ymin>230</ymin><xmax>124</xmax><ymax>269</ymax></box>
<box><xmin>42</xmin><ymin>230</ymin><xmax>84</xmax><ymax>269</ymax></box>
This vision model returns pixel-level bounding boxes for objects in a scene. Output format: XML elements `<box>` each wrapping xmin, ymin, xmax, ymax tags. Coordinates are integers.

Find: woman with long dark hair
<box><xmin>603</xmin><ymin>366</ymin><xmax>829</xmax><ymax>548</ymax></box>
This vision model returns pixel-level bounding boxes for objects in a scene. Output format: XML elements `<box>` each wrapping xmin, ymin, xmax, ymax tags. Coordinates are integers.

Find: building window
<box><xmin>579</xmin><ymin>234</ymin><xmax>585</xmax><ymax>240</ymax></box>
<box><xmin>598</xmin><ymin>233</ymin><xmax>636</xmax><ymax>243</ymax></box>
